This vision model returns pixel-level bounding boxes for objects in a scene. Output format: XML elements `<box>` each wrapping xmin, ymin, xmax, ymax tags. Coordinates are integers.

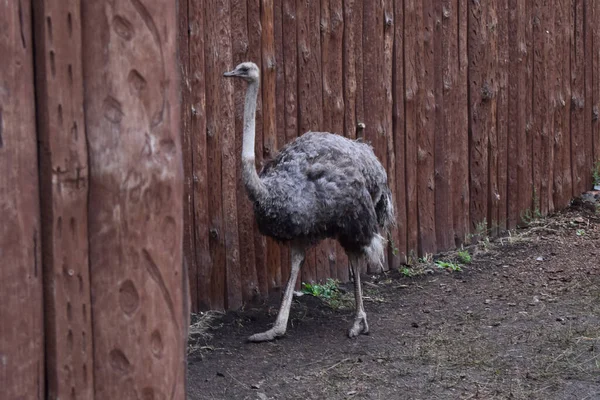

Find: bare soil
<box><xmin>187</xmin><ymin>204</ymin><xmax>600</xmax><ymax>400</ymax></box>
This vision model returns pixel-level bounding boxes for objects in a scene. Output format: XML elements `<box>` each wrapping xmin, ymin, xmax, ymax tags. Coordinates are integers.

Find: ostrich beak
<box><xmin>223</xmin><ymin>70</ymin><xmax>236</xmax><ymax>77</ymax></box>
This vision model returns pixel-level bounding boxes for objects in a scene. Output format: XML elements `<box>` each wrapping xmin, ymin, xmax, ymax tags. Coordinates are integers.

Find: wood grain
<box><xmin>0</xmin><ymin>1</ymin><xmax>44</xmax><ymax>398</ymax></box>
<box><xmin>82</xmin><ymin>0</ymin><xmax>186</xmax><ymax>397</ymax></box>
<box><xmin>33</xmin><ymin>0</ymin><xmax>94</xmax><ymax>397</ymax></box>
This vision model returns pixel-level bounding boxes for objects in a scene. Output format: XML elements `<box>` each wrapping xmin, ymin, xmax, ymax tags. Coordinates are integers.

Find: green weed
<box><xmin>435</xmin><ymin>260</ymin><xmax>462</xmax><ymax>272</ymax></box>
<box><xmin>457</xmin><ymin>250</ymin><xmax>472</xmax><ymax>265</ymax></box>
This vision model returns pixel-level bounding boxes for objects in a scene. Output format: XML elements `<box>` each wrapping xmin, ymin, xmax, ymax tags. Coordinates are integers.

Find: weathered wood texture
<box><xmin>0</xmin><ymin>1</ymin><xmax>45</xmax><ymax>398</ymax></box>
<box><xmin>182</xmin><ymin>0</ymin><xmax>600</xmax><ymax>311</ymax></box>
<box><xmin>82</xmin><ymin>1</ymin><xmax>186</xmax><ymax>398</ymax></box>
<box><xmin>32</xmin><ymin>0</ymin><xmax>94</xmax><ymax>398</ymax></box>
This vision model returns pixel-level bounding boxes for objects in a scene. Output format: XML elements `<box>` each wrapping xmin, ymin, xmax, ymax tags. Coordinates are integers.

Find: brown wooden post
<box><xmin>0</xmin><ymin>1</ymin><xmax>45</xmax><ymax>398</ymax></box>
<box><xmin>81</xmin><ymin>0</ymin><xmax>186</xmax><ymax>398</ymax></box>
<box><xmin>32</xmin><ymin>1</ymin><xmax>95</xmax><ymax>398</ymax></box>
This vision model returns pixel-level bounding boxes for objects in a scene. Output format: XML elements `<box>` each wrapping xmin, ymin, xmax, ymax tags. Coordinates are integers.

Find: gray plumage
<box><xmin>224</xmin><ymin>61</ymin><xmax>394</xmax><ymax>342</ymax></box>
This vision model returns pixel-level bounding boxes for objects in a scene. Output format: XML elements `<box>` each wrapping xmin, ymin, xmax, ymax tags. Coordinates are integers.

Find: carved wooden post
<box><xmin>0</xmin><ymin>1</ymin><xmax>45</xmax><ymax>398</ymax></box>
<box><xmin>81</xmin><ymin>1</ymin><xmax>186</xmax><ymax>398</ymax></box>
<box><xmin>32</xmin><ymin>1</ymin><xmax>95</xmax><ymax>398</ymax></box>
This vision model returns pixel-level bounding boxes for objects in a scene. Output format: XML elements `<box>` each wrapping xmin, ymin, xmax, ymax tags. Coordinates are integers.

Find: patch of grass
<box><xmin>302</xmin><ymin>279</ymin><xmax>351</xmax><ymax>309</ymax></box>
<box><xmin>400</xmin><ymin>267</ymin><xmax>416</xmax><ymax>277</ymax></box>
<box><xmin>593</xmin><ymin>160</ymin><xmax>600</xmax><ymax>186</ymax></box>
<box><xmin>435</xmin><ymin>260</ymin><xmax>462</xmax><ymax>272</ymax></box>
<box><xmin>457</xmin><ymin>250</ymin><xmax>472</xmax><ymax>264</ymax></box>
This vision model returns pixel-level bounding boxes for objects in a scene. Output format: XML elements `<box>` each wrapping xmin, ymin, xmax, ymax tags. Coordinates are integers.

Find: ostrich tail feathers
<box><xmin>364</xmin><ymin>233</ymin><xmax>387</xmax><ymax>272</ymax></box>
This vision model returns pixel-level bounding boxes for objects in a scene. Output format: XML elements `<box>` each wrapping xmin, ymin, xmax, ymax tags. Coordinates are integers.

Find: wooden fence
<box><xmin>1</xmin><ymin>0</ymin><xmax>186</xmax><ymax>398</ymax></box>
<box><xmin>181</xmin><ymin>0</ymin><xmax>600</xmax><ymax>312</ymax></box>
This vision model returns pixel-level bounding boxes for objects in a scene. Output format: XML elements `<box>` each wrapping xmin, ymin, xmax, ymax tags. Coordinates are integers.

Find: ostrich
<box><xmin>224</xmin><ymin>62</ymin><xmax>394</xmax><ymax>342</ymax></box>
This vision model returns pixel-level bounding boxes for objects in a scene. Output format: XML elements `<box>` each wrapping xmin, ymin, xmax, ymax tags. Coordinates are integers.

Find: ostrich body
<box><xmin>224</xmin><ymin>62</ymin><xmax>394</xmax><ymax>342</ymax></box>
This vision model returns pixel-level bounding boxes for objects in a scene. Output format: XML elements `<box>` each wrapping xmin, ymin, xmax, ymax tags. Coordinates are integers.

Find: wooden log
<box><xmin>297</xmin><ymin>0</ymin><xmax>322</xmax><ymax>284</ymax></box>
<box><xmin>189</xmin><ymin>0</ymin><xmax>212</xmax><ymax>310</ymax></box>
<box><xmin>32</xmin><ymin>0</ymin><xmax>94</xmax><ymax>397</ymax></box>
<box><xmin>553</xmin><ymin>0</ymin><xmax>573</xmax><ymax>210</ymax></box>
<box><xmin>571</xmin><ymin>0</ymin><xmax>586</xmax><ymax>196</ymax></box>
<box><xmin>453</xmin><ymin>0</ymin><xmax>470</xmax><ymax>244</ymax></box>
<box><xmin>274</xmin><ymin>0</ymin><xmax>290</xmax><ymax>290</ymax></box>
<box><xmin>247</xmin><ymin>0</ymin><xmax>268</xmax><ymax>298</ymax></box>
<box><xmin>404</xmin><ymin>0</ymin><xmax>419</xmax><ymax>259</ymax></box>
<box><xmin>391</xmin><ymin>0</ymin><xmax>407</xmax><ymax>265</ymax></box>
<box><xmin>434</xmin><ymin>0</ymin><xmax>454</xmax><ymax>251</ymax></box>
<box><xmin>179</xmin><ymin>0</ymin><xmax>199</xmax><ymax>312</ymax></box>
<box><xmin>418</xmin><ymin>0</ymin><xmax>436</xmax><ymax>254</ymax></box>
<box><xmin>282</xmin><ymin>0</ymin><xmax>301</xmax><ymax>289</ymax></box>
<box><xmin>262</xmin><ymin>0</ymin><xmax>282</xmax><ymax>292</ymax></box>
<box><xmin>0</xmin><ymin>1</ymin><xmax>44</xmax><ymax>398</ymax></box>
<box><xmin>584</xmin><ymin>0</ymin><xmax>594</xmax><ymax>190</ymax></box>
<box><xmin>219</xmin><ymin>0</ymin><xmax>242</xmax><ymax>310</ymax></box>
<box><xmin>592</xmin><ymin>1</ymin><xmax>599</xmax><ymax>164</ymax></box>
<box><xmin>81</xmin><ymin>0</ymin><xmax>186</xmax><ymax>397</ymax></box>
<box><xmin>468</xmin><ymin>0</ymin><xmax>493</xmax><ymax>237</ymax></box>
<box><xmin>497</xmin><ymin>0</ymin><xmax>509</xmax><ymax>230</ymax></box>
<box><xmin>231</xmin><ymin>0</ymin><xmax>259</xmax><ymax>303</ymax></box>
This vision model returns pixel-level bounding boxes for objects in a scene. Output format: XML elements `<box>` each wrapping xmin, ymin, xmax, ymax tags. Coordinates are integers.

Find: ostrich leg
<box><xmin>348</xmin><ymin>254</ymin><xmax>369</xmax><ymax>337</ymax></box>
<box><xmin>248</xmin><ymin>244</ymin><xmax>306</xmax><ymax>342</ymax></box>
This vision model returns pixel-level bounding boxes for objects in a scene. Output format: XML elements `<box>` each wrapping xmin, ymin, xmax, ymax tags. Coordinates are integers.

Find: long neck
<box><xmin>242</xmin><ymin>80</ymin><xmax>267</xmax><ymax>202</ymax></box>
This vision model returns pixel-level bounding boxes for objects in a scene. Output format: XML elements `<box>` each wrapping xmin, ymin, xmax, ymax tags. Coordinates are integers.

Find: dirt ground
<box><xmin>187</xmin><ymin>203</ymin><xmax>600</xmax><ymax>400</ymax></box>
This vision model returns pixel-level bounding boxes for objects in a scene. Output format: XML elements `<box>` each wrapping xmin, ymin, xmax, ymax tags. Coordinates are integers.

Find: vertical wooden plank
<box><xmin>453</xmin><ymin>0</ymin><xmax>470</xmax><ymax>244</ymax></box>
<box><xmin>231</xmin><ymin>0</ymin><xmax>259</xmax><ymax>303</ymax></box>
<box><xmin>33</xmin><ymin>0</ymin><xmax>94</xmax><ymax>397</ymax></box>
<box><xmin>297</xmin><ymin>0</ymin><xmax>322</xmax><ymax>284</ymax></box>
<box><xmin>571</xmin><ymin>0</ymin><xmax>585</xmax><ymax>196</ymax></box>
<box><xmin>404</xmin><ymin>0</ymin><xmax>419</xmax><ymax>259</ymax></box>
<box><xmin>383</xmin><ymin>0</ymin><xmax>402</xmax><ymax>268</ymax></box>
<box><xmin>487</xmin><ymin>4</ymin><xmax>499</xmax><ymax>236</ymax></box>
<box><xmin>204</xmin><ymin>0</ymin><xmax>226</xmax><ymax>310</ymax></box>
<box><xmin>179</xmin><ymin>0</ymin><xmax>199</xmax><ymax>312</ymax></box>
<box><xmin>391</xmin><ymin>0</ymin><xmax>407</xmax><ymax>265</ymax></box>
<box><xmin>434</xmin><ymin>0</ymin><xmax>454</xmax><ymax>251</ymax></box>
<box><xmin>584</xmin><ymin>0</ymin><xmax>594</xmax><ymax>189</ymax></box>
<box><xmin>553</xmin><ymin>0</ymin><xmax>573</xmax><ymax>210</ymax></box>
<box><xmin>506</xmin><ymin>1</ymin><xmax>519</xmax><ymax>229</ymax></box>
<box><xmin>533</xmin><ymin>0</ymin><xmax>555</xmax><ymax>216</ymax></box>
<box><xmin>546</xmin><ymin>3</ymin><xmax>556</xmax><ymax>213</ymax></box>
<box><xmin>417</xmin><ymin>0</ymin><xmax>436</xmax><ymax>255</ymax></box>
<box><xmin>282</xmin><ymin>0</ymin><xmax>300</xmax><ymax>289</ymax></box>
<box><xmin>532</xmin><ymin>1</ymin><xmax>544</xmax><ymax>215</ymax></box>
<box><xmin>82</xmin><ymin>0</ymin><xmax>186</xmax><ymax>397</ymax></box>
<box><xmin>0</xmin><ymin>1</ymin><xmax>44</xmax><ymax>398</ymax></box>
<box><xmin>261</xmin><ymin>0</ymin><xmax>282</xmax><ymax>292</ymax></box>
<box><xmin>340</xmin><ymin>0</ymin><xmax>359</xmax><ymax>281</ymax></box>
<box><xmin>189</xmin><ymin>0</ymin><xmax>212</xmax><ymax>310</ymax></box>
<box><xmin>524</xmin><ymin>0</ymin><xmax>534</xmax><ymax>217</ymax></box>
<box><xmin>322</xmin><ymin>0</ymin><xmax>346</xmax><ymax>279</ymax></box>
<box><xmin>496</xmin><ymin>0</ymin><xmax>509</xmax><ymax>231</ymax></box>
<box><xmin>217</xmin><ymin>1</ymin><xmax>242</xmax><ymax>310</ymax></box>
<box><xmin>247</xmin><ymin>0</ymin><xmax>268</xmax><ymax>298</ymax></box>
<box><xmin>511</xmin><ymin>0</ymin><xmax>533</xmax><ymax>224</ymax></box>
<box><xmin>274</xmin><ymin>0</ymin><xmax>290</xmax><ymax>290</ymax></box>
<box><xmin>468</xmin><ymin>0</ymin><xmax>493</xmax><ymax>236</ymax></box>
<box><xmin>593</xmin><ymin>0</ymin><xmax>600</xmax><ymax>165</ymax></box>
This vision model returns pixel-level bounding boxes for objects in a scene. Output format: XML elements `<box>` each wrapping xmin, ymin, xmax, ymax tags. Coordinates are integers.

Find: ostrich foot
<box><xmin>247</xmin><ymin>327</ymin><xmax>285</xmax><ymax>343</ymax></box>
<box><xmin>348</xmin><ymin>312</ymin><xmax>369</xmax><ymax>338</ymax></box>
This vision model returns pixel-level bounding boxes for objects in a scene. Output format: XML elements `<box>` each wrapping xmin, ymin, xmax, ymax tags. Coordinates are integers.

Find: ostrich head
<box><xmin>223</xmin><ymin>61</ymin><xmax>260</xmax><ymax>83</ymax></box>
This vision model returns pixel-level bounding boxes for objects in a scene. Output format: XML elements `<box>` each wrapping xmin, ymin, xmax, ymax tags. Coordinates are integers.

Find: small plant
<box><xmin>576</xmin><ymin>229</ymin><xmax>586</xmax><ymax>236</ymax></box>
<box><xmin>302</xmin><ymin>278</ymin><xmax>340</xmax><ymax>299</ymax></box>
<box><xmin>457</xmin><ymin>250</ymin><xmax>472</xmax><ymax>265</ymax></box>
<box><xmin>435</xmin><ymin>260</ymin><xmax>462</xmax><ymax>272</ymax></box>
<box><xmin>400</xmin><ymin>267</ymin><xmax>416</xmax><ymax>277</ymax></box>
<box><xmin>592</xmin><ymin>160</ymin><xmax>600</xmax><ymax>186</ymax></box>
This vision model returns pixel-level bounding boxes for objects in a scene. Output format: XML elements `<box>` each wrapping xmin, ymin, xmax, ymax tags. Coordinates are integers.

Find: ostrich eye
<box><xmin>240</xmin><ymin>67</ymin><xmax>248</xmax><ymax>72</ymax></box>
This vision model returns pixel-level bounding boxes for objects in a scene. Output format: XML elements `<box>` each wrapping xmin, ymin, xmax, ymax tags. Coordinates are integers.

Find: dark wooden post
<box><xmin>32</xmin><ymin>1</ymin><xmax>95</xmax><ymax>399</ymax></box>
<box><xmin>0</xmin><ymin>1</ymin><xmax>45</xmax><ymax>398</ymax></box>
<box><xmin>81</xmin><ymin>1</ymin><xmax>186</xmax><ymax>398</ymax></box>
